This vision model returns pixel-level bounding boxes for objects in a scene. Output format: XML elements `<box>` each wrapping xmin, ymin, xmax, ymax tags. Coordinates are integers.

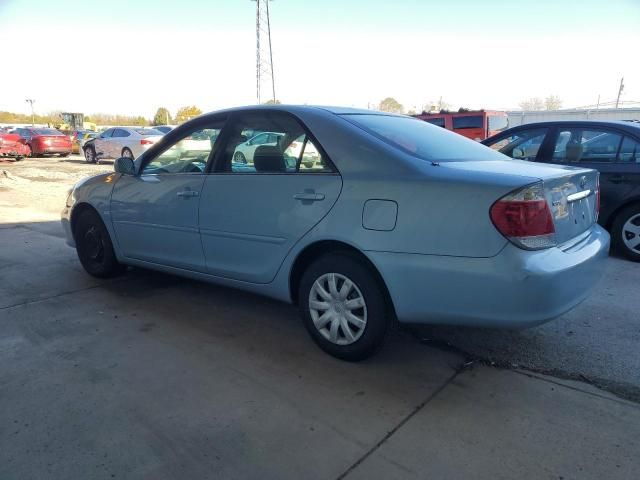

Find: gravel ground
<box><xmin>1</xmin><ymin>155</ymin><xmax>639</xmax><ymax>402</ymax></box>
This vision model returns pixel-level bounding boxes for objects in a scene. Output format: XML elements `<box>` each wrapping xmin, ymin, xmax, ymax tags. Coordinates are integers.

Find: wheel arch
<box><xmin>288</xmin><ymin>240</ymin><xmax>397</xmax><ymax>320</ymax></box>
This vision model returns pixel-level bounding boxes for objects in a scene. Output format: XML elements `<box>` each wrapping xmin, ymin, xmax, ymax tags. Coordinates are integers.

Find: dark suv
<box><xmin>483</xmin><ymin>121</ymin><xmax>640</xmax><ymax>261</ymax></box>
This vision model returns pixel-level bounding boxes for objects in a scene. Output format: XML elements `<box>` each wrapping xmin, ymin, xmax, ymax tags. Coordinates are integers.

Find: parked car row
<box><xmin>7</xmin><ymin>127</ymin><xmax>73</xmax><ymax>158</ymax></box>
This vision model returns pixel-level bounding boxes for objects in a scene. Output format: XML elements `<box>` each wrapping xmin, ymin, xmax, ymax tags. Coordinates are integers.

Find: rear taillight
<box><xmin>490</xmin><ymin>182</ymin><xmax>556</xmax><ymax>250</ymax></box>
<box><xmin>140</xmin><ymin>139</ymin><xmax>154</xmax><ymax>145</ymax></box>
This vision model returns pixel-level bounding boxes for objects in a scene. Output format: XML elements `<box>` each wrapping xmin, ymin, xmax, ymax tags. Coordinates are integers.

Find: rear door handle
<box><xmin>293</xmin><ymin>192</ymin><xmax>325</xmax><ymax>202</ymax></box>
<box><xmin>177</xmin><ymin>190</ymin><xmax>199</xmax><ymax>198</ymax></box>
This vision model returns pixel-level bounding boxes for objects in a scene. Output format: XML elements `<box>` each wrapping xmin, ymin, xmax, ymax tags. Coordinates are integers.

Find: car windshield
<box><xmin>33</xmin><ymin>128</ymin><xmax>62</xmax><ymax>135</ymax></box>
<box><xmin>136</xmin><ymin>129</ymin><xmax>162</xmax><ymax>135</ymax></box>
<box><xmin>344</xmin><ymin>114</ymin><xmax>505</xmax><ymax>162</ymax></box>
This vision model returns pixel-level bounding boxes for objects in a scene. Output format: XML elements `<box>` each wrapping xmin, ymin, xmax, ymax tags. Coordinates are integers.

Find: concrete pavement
<box><xmin>1</xmin><ymin>220</ymin><xmax>639</xmax><ymax>479</ymax></box>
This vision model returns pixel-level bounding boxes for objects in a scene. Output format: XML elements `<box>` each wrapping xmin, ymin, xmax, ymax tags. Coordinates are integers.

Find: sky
<box><xmin>0</xmin><ymin>0</ymin><xmax>639</xmax><ymax>118</ymax></box>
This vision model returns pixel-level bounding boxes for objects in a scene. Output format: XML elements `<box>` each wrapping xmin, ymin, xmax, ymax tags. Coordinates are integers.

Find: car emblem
<box><xmin>579</xmin><ymin>176</ymin><xmax>587</xmax><ymax>189</ymax></box>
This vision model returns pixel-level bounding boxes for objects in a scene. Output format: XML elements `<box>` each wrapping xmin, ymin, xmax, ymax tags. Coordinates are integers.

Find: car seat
<box><xmin>254</xmin><ymin>145</ymin><xmax>286</xmax><ymax>172</ymax></box>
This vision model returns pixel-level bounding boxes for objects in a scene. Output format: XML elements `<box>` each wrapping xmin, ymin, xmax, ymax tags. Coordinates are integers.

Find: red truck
<box><xmin>412</xmin><ymin>110</ymin><xmax>509</xmax><ymax>141</ymax></box>
<box><xmin>0</xmin><ymin>131</ymin><xmax>30</xmax><ymax>161</ymax></box>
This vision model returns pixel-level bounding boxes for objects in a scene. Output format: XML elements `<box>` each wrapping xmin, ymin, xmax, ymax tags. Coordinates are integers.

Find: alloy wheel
<box><xmin>308</xmin><ymin>273</ymin><xmax>367</xmax><ymax>346</ymax></box>
<box><xmin>622</xmin><ymin>213</ymin><xmax>640</xmax><ymax>254</ymax></box>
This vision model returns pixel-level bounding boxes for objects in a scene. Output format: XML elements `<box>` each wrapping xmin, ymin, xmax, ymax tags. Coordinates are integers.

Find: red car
<box><xmin>0</xmin><ymin>131</ymin><xmax>30</xmax><ymax>160</ymax></box>
<box><xmin>12</xmin><ymin>127</ymin><xmax>73</xmax><ymax>157</ymax></box>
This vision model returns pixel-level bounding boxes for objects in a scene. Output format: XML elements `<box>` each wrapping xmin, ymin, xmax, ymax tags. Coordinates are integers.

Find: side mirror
<box><xmin>114</xmin><ymin>157</ymin><xmax>135</xmax><ymax>175</ymax></box>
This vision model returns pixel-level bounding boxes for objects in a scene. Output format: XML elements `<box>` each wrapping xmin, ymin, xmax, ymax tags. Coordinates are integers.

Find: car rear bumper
<box><xmin>367</xmin><ymin>224</ymin><xmax>610</xmax><ymax>328</ymax></box>
<box><xmin>40</xmin><ymin>146</ymin><xmax>72</xmax><ymax>154</ymax></box>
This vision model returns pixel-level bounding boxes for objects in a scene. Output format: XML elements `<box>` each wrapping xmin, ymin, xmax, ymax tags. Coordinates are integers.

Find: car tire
<box><xmin>612</xmin><ymin>203</ymin><xmax>640</xmax><ymax>262</ymax></box>
<box><xmin>298</xmin><ymin>252</ymin><xmax>390</xmax><ymax>361</ymax></box>
<box><xmin>60</xmin><ymin>153</ymin><xmax>70</xmax><ymax>157</ymax></box>
<box><xmin>74</xmin><ymin>209</ymin><xmax>126</xmax><ymax>278</ymax></box>
<box><xmin>234</xmin><ymin>151</ymin><xmax>247</xmax><ymax>164</ymax></box>
<box><xmin>84</xmin><ymin>146</ymin><xmax>97</xmax><ymax>163</ymax></box>
<box><xmin>121</xmin><ymin>147</ymin><xmax>134</xmax><ymax>159</ymax></box>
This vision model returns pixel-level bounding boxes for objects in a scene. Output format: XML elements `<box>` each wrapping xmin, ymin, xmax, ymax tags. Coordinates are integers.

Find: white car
<box><xmin>233</xmin><ymin>131</ymin><xmax>320</xmax><ymax>167</ymax></box>
<box><xmin>83</xmin><ymin>127</ymin><xmax>163</xmax><ymax>163</ymax></box>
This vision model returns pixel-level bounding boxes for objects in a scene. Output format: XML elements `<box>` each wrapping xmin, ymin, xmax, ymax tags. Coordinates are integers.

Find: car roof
<box><xmin>194</xmin><ymin>104</ymin><xmax>398</xmax><ymax>119</ymax></box>
<box><xmin>504</xmin><ymin>120</ymin><xmax>640</xmax><ymax>134</ymax></box>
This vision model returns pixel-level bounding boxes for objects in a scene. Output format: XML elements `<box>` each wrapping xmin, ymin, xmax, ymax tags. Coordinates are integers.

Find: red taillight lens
<box><xmin>140</xmin><ymin>139</ymin><xmax>154</xmax><ymax>145</ymax></box>
<box><xmin>490</xmin><ymin>182</ymin><xmax>556</xmax><ymax>250</ymax></box>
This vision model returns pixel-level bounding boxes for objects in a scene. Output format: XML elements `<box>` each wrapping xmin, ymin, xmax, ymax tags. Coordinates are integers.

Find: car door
<box><xmin>198</xmin><ymin>110</ymin><xmax>342</xmax><ymax>284</ymax></box>
<box><xmin>110</xmin><ymin>119</ymin><xmax>225</xmax><ymax>271</ymax></box>
<box><xmin>110</xmin><ymin>128</ymin><xmax>130</xmax><ymax>158</ymax></box>
<box><xmin>94</xmin><ymin>128</ymin><xmax>114</xmax><ymax>158</ymax></box>
<box><xmin>544</xmin><ymin>126</ymin><xmax>631</xmax><ymax>223</ymax></box>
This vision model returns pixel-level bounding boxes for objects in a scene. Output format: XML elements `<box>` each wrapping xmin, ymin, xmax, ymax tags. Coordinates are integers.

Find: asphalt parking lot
<box><xmin>1</xmin><ymin>155</ymin><xmax>639</xmax><ymax>479</ymax></box>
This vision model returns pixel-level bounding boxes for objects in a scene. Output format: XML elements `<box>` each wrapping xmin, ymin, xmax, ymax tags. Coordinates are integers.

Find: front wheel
<box><xmin>84</xmin><ymin>146</ymin><xmax>97</xmax><ymax>163</ymax></box>
<box><xmin>612</xmin><ymin>204</ymin><xmax>640</xmax><ymax>262</ymax></box>
<box><xmin>298</xmin><ymin>253</ymin><xmax>390</xmax><ymax>361</ymax></box>
<box><xmin>60</xmin><ymin>152</ymin><xmax>70</xmax><ymax>157</ymax></box>
<box><xmin>233</xmin><ymin>151</ymin><xmax>247</xmax><ymax>164</ymax></box>
<box><xmin>74</xmin><ymin>209</ymin><xmax>126</xmax><ymax>278</ymax></box>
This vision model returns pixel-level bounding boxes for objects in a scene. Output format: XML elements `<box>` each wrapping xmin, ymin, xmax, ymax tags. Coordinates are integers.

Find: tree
<box><xmin>152</xmin><ymin>107</ymin><xmax>172</xmax><ymax>125</ymax></box>
<box><xmin>263</xmin><ymin>99</ymin><xmax>281</xmax><ymax>105</ymax></box>
<box><xmin>378</xmin><ymin>97</ymin><xmax>404</xmax><ymax>114</ymax></box>
<box><xmin>519</xmin><ymin>97</ymin><xmax>544</xmax><ymax>111</ymax></box>
<box><xmin>175</xmin><ymin>105</ymin><xmax>203</xmax><ymax>123</ymax></box>
<box><xmin>544</xmin><ymin>95</ymin><xmax>562</xmax><ymax>110</ymax></box>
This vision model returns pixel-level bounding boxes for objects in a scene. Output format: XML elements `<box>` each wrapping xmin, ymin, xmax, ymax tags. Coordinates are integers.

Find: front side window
<box><xmin>101</xmin><ymin>129</ymin><xmax>114</xmax><ymax>138</ymax></box>
<box><xmin>344</xmin><ymin>114</ymin><xmax>506</xmax><ymax>162</ymax></box>
<box><xmin>552</xmin><ymin>129</ymin><xmax>623</xmax><ymax>163</ymax></box>
<box><xmin>619</xmin><ymin>136</ymin><xmax>640</xmax><ymax>163</ymax></box>
<box><xmin>486</xmin><ymin>128</ymin><xmax>548</xmax><ymax>161</ymax></box>
<box><xmin>452</xmin><ymin>115</ymin><xmax>483</xmax><ymax>129</ymax></box>
<box><xmin>223</xmin><ymin>111</ymin><xmax>332</xmax><ymax>173</ymax></box>
<box><xmin>142</xmin><ymin>123</ymin><xmax>223</xmax><ymax>174</ymax></box>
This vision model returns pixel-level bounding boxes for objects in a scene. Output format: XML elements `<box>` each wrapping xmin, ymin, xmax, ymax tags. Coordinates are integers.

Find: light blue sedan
<box><xmin>61</xmin><ymin>106</ymin><xmax>609</xmax><ymax>360</ymax></box>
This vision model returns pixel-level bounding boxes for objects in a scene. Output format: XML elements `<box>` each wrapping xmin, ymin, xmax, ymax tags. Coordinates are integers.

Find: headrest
<box><xmin>565</xmin><ymin>142</ymin><xmax>583</xmax><ymax>162</ymax></box>
<box><xmin>254</xmin><ymin>145</ymin><xmax>286</xmax><ymax>172</ymax></box>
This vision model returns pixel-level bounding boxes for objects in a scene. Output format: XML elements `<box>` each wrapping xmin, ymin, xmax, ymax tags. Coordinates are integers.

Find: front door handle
<box><xmin>609</xmin><ymin>175</ymin><xmax>627</xmax><ymax>184</ymax></box>
<box><xmin>293</xmin><ymin>192</ymin><xmax>325</xmax><ymax>202</ymax></box>
<box><xmin>177</xmin><ymin>190</ymin><xmax>199</xmax><ymax>198</ymax></box>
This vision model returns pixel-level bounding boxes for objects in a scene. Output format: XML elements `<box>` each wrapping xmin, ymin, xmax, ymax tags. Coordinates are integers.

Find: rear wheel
<box><xmin>60</xmin><ymin>152</ymin><xmax>70</xmax><ymax>157</ymax></box>
<box><xmin>612</xmin><ymin>204</ymin><xmax>640</xmax><ymax>262</ymax></box>
<box><xmin>74</xmin><ymin>209</ymin><xmax>125</xmax><ymax>277</ymax></box>
<box><xmin>298</xmin><ymin>253</ymin><xmax>390</xmax><ymax>361</ymax></box>
<box><xmin>234</xmin><ymin>151</ymin><xmax>247</xmax><ymax>164</ymax></box>
<box><xmin>84</xmin><ymin>146</ymin><xmax>97</xmax><ymax>163</ymax></box>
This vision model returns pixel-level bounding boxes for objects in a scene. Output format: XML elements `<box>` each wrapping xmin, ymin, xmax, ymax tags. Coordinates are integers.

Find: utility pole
<box><xmin>615</xmin><ymin>77</ymin><xmax>624</xmax><ymax>109</ymax></box>
<box><xmin>25</xmin><ymin>98</ymin><xmax>35</xmax><ymax>126</ymax></box>
<box><xmin>252</xmin><ymin>0</ymin><xmax>276</xmax><ymax>104</ymax></box>
<box><xmin>596</xmin><ymin>94</ymin><xmax>600</xmax><ymax>110</ymax></box>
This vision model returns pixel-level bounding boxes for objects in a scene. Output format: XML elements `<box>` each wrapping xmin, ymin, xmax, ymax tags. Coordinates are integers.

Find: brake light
<box><xmin>140</xmin><ymin>139</ymin><xmax>154</xmax><ymax>145</ymax></box>
<box><xmin>490</xmin><ymin>182</ymin><xmax>556</xmax><ymax>250</ymax></box>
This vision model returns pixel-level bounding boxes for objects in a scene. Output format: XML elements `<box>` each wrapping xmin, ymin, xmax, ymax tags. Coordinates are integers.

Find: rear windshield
<box><xmin>343</xmin><ymin>114</ymin><xmax>505</xmax><ymax>162</ymax></box>
<box><xmin>33</xmin><ymin>128</ymin><xmax>63</xmax><ymax>135</ymax></box>
<box><xmin>452</xmin><ymin>116</ymin><xmax>483</xmax><ymax>129</ymax></box>
<box><xmin>136</xmin><ymin>129</ymin><xmax>162</xmax><ymax>135</ymax></box>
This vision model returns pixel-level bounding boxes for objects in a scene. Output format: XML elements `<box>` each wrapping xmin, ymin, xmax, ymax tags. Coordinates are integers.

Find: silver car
<box><xmin>62</xmin><ymin>105</ymin><xmax>609</xmax><ymax>361</ymax></box>
<box><xmin>84</xmin><ymin>127</ymin><xmax>163</xmax><ymax>163</ymax></box>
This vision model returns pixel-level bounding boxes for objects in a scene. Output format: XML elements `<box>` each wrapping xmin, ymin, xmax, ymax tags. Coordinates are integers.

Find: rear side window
<box><xmin>112</xmin><ymin>129</ymin><xmax>130</xmax><ymax>138</ymax></box>
<box><xmin>619</xmin><ymin>136</ymin><xmax>640</xmax><ymax>163</ymax></box>
<box><xmin>452</xmin><ymin>116</ymin><xmax>483</xmax><ymax>129</ymax></box>
<box><xmin>344</xmin><ymin>114</ymin><xmax>506</xmax><ymax>162</ymax></box>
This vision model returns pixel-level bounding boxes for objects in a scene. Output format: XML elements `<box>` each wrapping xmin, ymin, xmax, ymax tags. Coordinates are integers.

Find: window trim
<box><xmin>211</xmin><ymin>109</ymin><xmax>339</xmax><ymax>176</ymax></box>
